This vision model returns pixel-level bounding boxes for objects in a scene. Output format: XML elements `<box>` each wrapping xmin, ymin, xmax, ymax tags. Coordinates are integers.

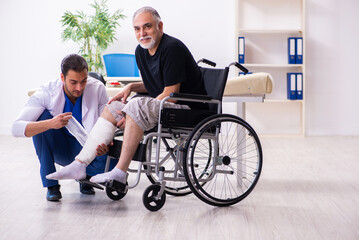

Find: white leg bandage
<box><xmin>76</xmin><ymin>117</ymin><xmax>117</xmax><ymax>165</ymax></box>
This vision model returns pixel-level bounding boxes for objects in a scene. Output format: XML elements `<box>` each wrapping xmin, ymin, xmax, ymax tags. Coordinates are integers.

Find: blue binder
<box><xmin>288</xmin><ymin>37</ymin><xmax>296</xmax><ymax>64</ymax></box>
<box><xmin>238</xmin><ymin>37</ymin><xmax>245</xmax><ymax>64</ymax></box>
<box><xmin>296</xmin><ymin>73</ymin><xmax>303</xmax><ymax>99</ymax></box>
<box><xmin>287</xmin><ymin>73</ymin><xmax>297</xmax><ymax>100</ymax></box>
<box><xmin>296</xmin><ymin>37</ymin><xmax>303</xmax><ymax>64</ymax></box>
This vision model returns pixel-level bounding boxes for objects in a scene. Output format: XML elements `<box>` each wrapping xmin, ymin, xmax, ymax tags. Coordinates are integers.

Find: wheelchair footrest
<box><xmin>105</xmin><ymin>179</ymin><xmax>127</xmax><ymax>193</ymax></box>
<box><xmin>78</xmin><ymin>178</ymin><xmax>104</xmax><ymax>190</ymax></box>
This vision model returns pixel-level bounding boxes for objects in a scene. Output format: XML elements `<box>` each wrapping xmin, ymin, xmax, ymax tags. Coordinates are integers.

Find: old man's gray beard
<box><xmin>140</xmin><ymin>36</ymin><xmax>156</xmax><ymax>49</ymax></box>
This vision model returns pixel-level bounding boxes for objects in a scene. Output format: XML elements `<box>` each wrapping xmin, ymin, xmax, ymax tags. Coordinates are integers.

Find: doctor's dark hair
<box><xmin>61</xmin><ymin>54</ymin><xmax>88</xmax><ymax>77</ymax></box>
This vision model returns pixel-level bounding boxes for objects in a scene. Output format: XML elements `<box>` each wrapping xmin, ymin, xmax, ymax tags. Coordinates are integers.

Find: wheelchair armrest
<box><xmin>169</xmin><ymin>92</ymin><xmax>212</xmax><ymax>101</ymax></box>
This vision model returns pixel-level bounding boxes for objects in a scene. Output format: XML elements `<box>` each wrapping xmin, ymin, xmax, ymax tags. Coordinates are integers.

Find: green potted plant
<box><xmin>60</xmin><ymin>0</ymin><xmax>125</xmax><ymax>73</ymax></box>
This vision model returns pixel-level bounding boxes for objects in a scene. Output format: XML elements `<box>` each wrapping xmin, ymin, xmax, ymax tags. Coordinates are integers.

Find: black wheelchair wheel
<box><xmin>142</xmin><ymin>184</ymin><xmax>166</xmax><ymax>211</ymax></box>
<box><xmin>106</xmin><ymin>187</ymin><xmax>127</xmax><ymax>201</ymax></box>
<box><xmin>183</xmin><ymin>114</ymin><xmax>263</xmax><ymax>207</ymax></box>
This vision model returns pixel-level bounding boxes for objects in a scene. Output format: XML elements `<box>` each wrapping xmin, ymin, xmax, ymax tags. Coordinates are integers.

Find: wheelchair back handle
<box><xmin>197</xmin><ymin>58</ymin><xmax>248</xmax><ymax>74</ymax></box>
<box><xmin>197</xmin><ymin>58</ymin><xmax>216</xmax><ymax>67</ymax></box>
<box><xmin>229</xmin><ymin>62</ymin><xmax>249</xmax><ymax>74</ymax></box>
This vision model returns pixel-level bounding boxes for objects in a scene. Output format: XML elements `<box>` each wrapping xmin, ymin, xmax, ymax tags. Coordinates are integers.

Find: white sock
<box><xmin>76</xmin><ymin>117</ymin><xmax>117</xmax><ymax>165</ymax></box>
<box><xmin>89</xmin><ymin>167</ymin><xmax>127</xmax><ymax>184</ymax></box>
<box><xmin>46</xmin><ymin>161</ymin><xmax>86</xmax><ymax>180</ymax></box>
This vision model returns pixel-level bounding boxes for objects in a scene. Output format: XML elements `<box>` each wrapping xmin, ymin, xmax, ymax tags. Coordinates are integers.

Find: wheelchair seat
<box><xmin>159</xmin><ymin>62</ymin><xmax>230</xmax><ymax>129</ymax></box>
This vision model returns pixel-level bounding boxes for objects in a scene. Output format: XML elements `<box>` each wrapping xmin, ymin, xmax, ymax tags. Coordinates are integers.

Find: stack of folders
<box><xmin>287</xmin><ymin>73</ymin><xmax>303</xmax><ymax>100</ymax></box>
<box><xmin>238</xmin><ymin>37</ymin><xmax>245</xmax><ymax>64</ymax></box>
<box><xmin>288</xmin><ymin>37</ymin><xmax>303</xmax><ymax>64</ymax></box>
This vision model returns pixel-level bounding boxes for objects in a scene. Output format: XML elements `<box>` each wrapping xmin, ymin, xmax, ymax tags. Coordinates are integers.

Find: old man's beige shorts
<box><xmin>107</xmin><ymin>96</ymin><xmax>190</xmax><ymax>131</ymax></box>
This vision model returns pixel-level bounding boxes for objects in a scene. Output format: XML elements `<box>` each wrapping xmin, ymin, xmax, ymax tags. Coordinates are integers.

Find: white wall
<box><xmin>305</xmin><ymin>0</ymin><xmax>359</xmax><ymax>135</ymax></box>
<box><xmin>0</xmin><ymin>0</ymin><xmax>358</xmax><ymax>136</ymax></box>
<box><xmin>0</xmin><ymin>0</ymin><xmax>235</xmax><ymax>135</ymax></box>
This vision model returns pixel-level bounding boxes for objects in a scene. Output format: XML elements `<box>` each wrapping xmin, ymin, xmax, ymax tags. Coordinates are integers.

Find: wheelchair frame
<box><xmin>98</xmin><ymin>60</ymin><xmax>263</xmax><ymax>211</ymax></box>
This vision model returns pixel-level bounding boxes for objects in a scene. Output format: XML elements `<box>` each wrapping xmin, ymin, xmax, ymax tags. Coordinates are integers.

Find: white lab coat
<box><xmin>12</xmin><ymin>76</ymin><xmax>109</xmax><ymax>137</ymax></box>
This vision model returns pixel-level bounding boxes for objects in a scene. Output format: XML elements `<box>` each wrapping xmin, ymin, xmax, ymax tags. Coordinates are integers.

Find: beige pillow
<box><xmin>224</xmin><ymin>72</ymin><xmax>273</xmax><ymax>96</ymax></box>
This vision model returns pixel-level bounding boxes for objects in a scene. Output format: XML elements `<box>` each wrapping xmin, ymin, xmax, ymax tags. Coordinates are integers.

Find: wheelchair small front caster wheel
<box><xmin>106</xmin><ymin>187</ymin><xmax>127</xmax><ymax>201</ymax></box>
<box><xmin>143</xmin><ymin>184</ymin><xmax>166</xmax><ymax>211</ymax></box>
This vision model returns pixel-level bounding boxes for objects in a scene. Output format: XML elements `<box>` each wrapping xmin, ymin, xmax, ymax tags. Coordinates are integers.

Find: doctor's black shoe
<box><xmin>47</xmin><ymin>185</ymin><xmax>62</xmax><ymax>201</ymax></box>
<box><xmin>80</xmin><ymin>182</ymin><xmax>95</xmax><ymax>195</ymax></box>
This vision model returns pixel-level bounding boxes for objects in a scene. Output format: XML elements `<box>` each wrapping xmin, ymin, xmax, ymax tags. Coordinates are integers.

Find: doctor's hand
<box><xmin>96</xmin><ymin>142</ymin><xmax>113</xmax><ymax>156</ymax></box>
<box><xmin>51</xmin><ymin>112</ymin><xmax>72</xmax><ymax>129</ymax></box>
<box><xmin>108</xmin><ymin>84</ymin><xmax>132</xmax><ymax>104</ymax></box>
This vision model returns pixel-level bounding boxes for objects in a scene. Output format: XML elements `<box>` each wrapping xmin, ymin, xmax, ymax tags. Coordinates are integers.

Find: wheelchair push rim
<box><xmin>183</xmin><ymin>114</ymin><xmax>263</xmax><ymax>206</ymax></box>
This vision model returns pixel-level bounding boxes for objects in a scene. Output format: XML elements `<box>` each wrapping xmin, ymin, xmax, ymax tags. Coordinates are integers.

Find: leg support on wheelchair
<box><xmin>155</xmin><ymin>166</ymin><xmax>166</xmax><ymax>200</ymax></box>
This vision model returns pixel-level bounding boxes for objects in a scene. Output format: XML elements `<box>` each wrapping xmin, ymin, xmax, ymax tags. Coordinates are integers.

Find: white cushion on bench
<box><xmin>224</xmin><ymin>72</ymin><xmax>273</xmax><ymax>96</ymax></box>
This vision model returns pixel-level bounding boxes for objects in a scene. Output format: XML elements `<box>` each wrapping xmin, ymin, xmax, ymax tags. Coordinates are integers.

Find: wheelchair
<box><xmin>83</xmin><ymin>59</ymin><xmax>263</xmax><ymax>211</ymax></box>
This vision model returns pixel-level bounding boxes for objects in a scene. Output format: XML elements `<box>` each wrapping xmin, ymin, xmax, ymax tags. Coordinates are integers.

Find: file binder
<box><xmin>296</xmin><ymin>73</ymin><xmax>303</xmax><ymax>99</ymax></box>
<box><xmin>296</xmin><ymin>37</ymin><xmax>303</xmax><ymax>64</ymax></box>
<box><xmin>287</xmin><ymin>73</ymin><xmax>297</xmax><ymax>100</ymax></box>
<box><xmin>238</xmin><ymin>37</ymin><xmax>245</xmax><ymax>64</ymax></box>
<box><xmin>288</xmin><ymin>37</ymin><xmax>296</xmax><ymax>64</ymax></box>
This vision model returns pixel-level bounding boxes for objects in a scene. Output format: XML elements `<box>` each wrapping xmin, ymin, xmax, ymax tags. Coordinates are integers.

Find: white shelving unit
<box><xmin>235</xmin><ymin>0</ymin><xmax>306</xmax><ymax>136</ymax></box>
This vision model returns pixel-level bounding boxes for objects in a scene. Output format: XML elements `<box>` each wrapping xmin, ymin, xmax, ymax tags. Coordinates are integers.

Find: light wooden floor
<box><xmin>0</xmin><ymin>135</ymin><xmax>358</xmax><ymax>240</ymax></box>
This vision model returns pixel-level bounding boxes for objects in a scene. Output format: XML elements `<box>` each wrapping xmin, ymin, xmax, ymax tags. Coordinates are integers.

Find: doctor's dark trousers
<box><xmin>32</xmin><ymin>110</ymin><xmax>116</xmax><ymax>188</ymax></box>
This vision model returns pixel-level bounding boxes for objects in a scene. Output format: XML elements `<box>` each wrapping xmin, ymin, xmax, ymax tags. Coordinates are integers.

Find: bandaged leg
<box><xmin>46</xmin><ymin>117</ymin><xmax>117</xmax><ymax>180</ymax></box>
<box><xmin>76</xmin><ymin>117</ymin><xmax>117</xmax><ymax>165</ymax></box>
<box><xmin>90</xmin><ymin>109</ymin><xmax>143</xmax><ymax>184</ymax></box>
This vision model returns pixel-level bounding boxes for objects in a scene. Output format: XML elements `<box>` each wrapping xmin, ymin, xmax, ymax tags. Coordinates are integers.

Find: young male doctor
<box><xmin>12</xmin><ymin>54</ymin><xmax>115</xmax><ymax>201</ymax></box>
